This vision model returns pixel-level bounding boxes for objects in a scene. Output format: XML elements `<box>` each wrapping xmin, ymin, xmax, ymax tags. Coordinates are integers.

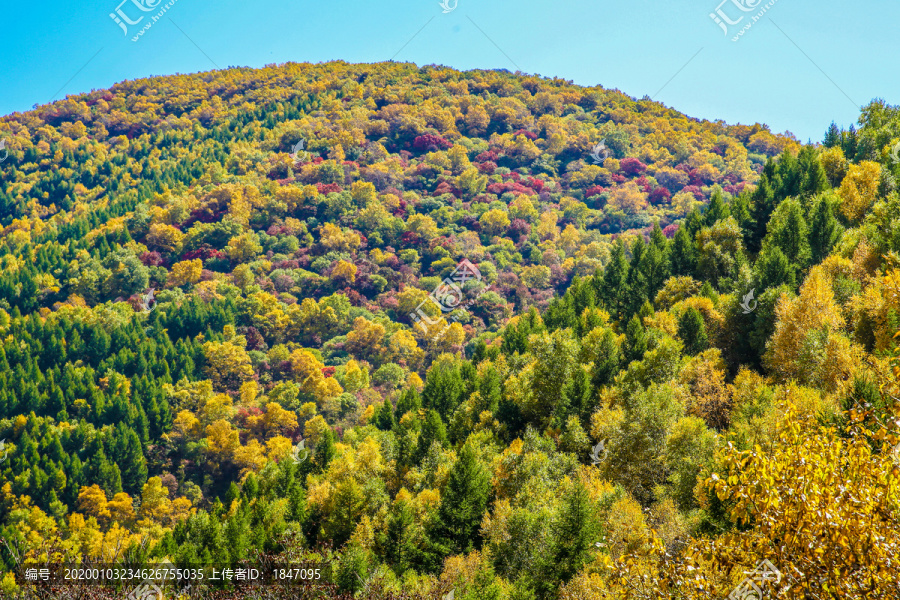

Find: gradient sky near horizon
<box><xmin>1</xmin><ymin>0</ymin><xmax>896</xmax><ymax>142</ymax></box>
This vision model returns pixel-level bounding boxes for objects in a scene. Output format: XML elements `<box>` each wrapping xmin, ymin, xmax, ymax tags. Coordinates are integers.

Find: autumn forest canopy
<box><xmin>0</xmin><ymin>60</ymin><xmax>899</xmax><ymax>598</ymax></box>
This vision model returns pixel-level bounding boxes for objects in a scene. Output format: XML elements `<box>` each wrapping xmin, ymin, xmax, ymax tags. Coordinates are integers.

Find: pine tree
<box><xmin>705</xmin><ymin>187</ymin><xmax>730</xmax><ymax>226</ymax></box>
<box><xmin>749</xmin><ymin>174</ymin><xmax>776</xmax><ymax>253</ymax></box>
<box><xmin>535</xmin><ymin>481</ymin><xmax>600</xmax><ymax>598</ymax></box>
<box><xmin>590</xmin><ymin>328</ymin><xmax>621</xmax><ymax>392</ymax></box>
<box><xmin>429</xmin><ymin>443</ymin><xmax>491</xmax><ymax>557</ymax></box>
<box><xmin>415</xmin><ymin>409</ymin><xmax>448</xmax><ymax>463</ymax></box>
<box><xmin>763</xmin><ymin>197</ymin><xmax>811</xmax><ymax>273</ymax></box>
<box><xmin>754</xmin><ymin>245</ymin><xmax>795</xmax><ymax>290</ymax></box>
<box><xmin>670</xmin><ymin>225</ymin><xmax>697</xmax><ymax>277</ymax></box>
<box><xmin>380</xmin><ymin>500</ymin><xmax>419</xmax><ymax>575</ymax></box>
<box><xmin>601</xmin><ymin>241</ymin><xmax>630</xmax><ymax>320</ymax></box>
<box><xmin>678</xmin><ymin>307</ymin><xmax>709</xmax><ymax>356</ymax></box>
<box><xmin>374</xmin><ymin>398</ymin><xmax>395</xmax><ymax>431</ymax></box>
<box><xmin>824</xmin><ymin>122</ymin><xmax>841</xmax><ymax>148</ymax></box>
<box><xmin>624</xmin><ymin>315</ymin><xmax>648</xmax><ymax>364</ymax></box>
<box><xmin>808</xmin><ymin>195</ymin><xmax>842</xmax><ymax>264</ymax></box>
<box><xmin>422</xmin><ymin>359</ymin><xmax>464</xmax><ymax>417</ymax></box>
<box><xmin>799</xmin><ymin>146</ymin><xmax>829</xmax><ymax>198</ymax></box>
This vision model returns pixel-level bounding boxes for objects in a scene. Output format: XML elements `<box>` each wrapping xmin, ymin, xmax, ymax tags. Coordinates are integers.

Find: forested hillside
<box><xmin>0</xmin><ymin>61</ymin><xmax>899</xmax><ymax>599</ymax></box>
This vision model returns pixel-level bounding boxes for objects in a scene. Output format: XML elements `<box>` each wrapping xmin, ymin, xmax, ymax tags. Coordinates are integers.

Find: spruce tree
<box><xmin>590</xmin><ymin>328</ymin><xmax>621</xmax><ymax>391</ymax></box>
<box><xmin>478</xmin><ymin>367</ymin><xmax>502</xmax><ymax>414</ymax></box>
<box><xmin>824</xmin><ymin>122</ymin><xmax>841</xmax><ymax>148</ymax></box>
<box><xmin>395</xmin><ymin>387</ymin><xmax>422</xmax><ymax>421</ymax></box>
<box><xmin>775</xmin><ymin>150</ymin><xmax>802</xmax><ymax>201</ymax></box>
<box><xmin>380</xmin><ymin>500</ymin><xmax>419</xmax><ymax>575</ymax></box>
<box><xmin>314</xmin><ymin>428</ymin><xmax>336</xmax><ymax>472</ymax></box>
<box><xmin>843</xmin><ymin>125</ymin><xmax>858</xmax><ymax>161</ymax></box>
<box><xmin>670</xmin><ymin>225</ymin><xmax>697</xmax><ymax>276</ymax></box>
<box><xmin>704</xmin><ymin>187</ymin><xmax>730</xmax><ymax>226</ymax></box>
<box><xmin>624</xmin><ymin>315</ymin><xmax>647</xmax><ymax>364</ymax></box>
<box><xmin>808</xmin><ymin>195</ymin><xmax>842</xmax><ymax>264</ymax></box>
<box><xmin>799</xmin><ymin>146</ymin><xmax>829</xmax><ymax>198</ymax></box>
<box><xmin>422</xmin><ymin>359</ymin><xmax>464</xmax><ymax>417</ymax></box>
<box><xmin>601</xmin><ymin>241</ymin><xmax>630</xmax><ymax>320</ymax></box>
<box><xmin>429</xmin><ymin>443</ymin><xmax>491</xmax><ymax>557</ymax></box>
<box><xmin>639</xmin><ymin>229</ymin><xmax>669</xmax><ymax>303</ymax></box>
<box><xmin>414</xmin><ymin>409</ymin><xmax>448</xmax><ymax>464</ymax></box>
<box><xmin>536</xmin><ymin>482</ymin><xmax>600</xmax><ymax>599</ymax></box>
<box><xmin>678</xmin><ymin>307</ymin><xmax>709</xmax><ymax>356</ymax></box>
<box><xmin>374</xmin><ymin>398</ymin><xmax>395</xmax><ymax>431</ymax></box>
<box><xmin>754</xmin><ymin>245</ymin><xmax>795</xmax><ymax>290</ymax></box>
<box><xmin>763</xmin><ymin>197</ymin><xmax>811</xmax><ymax>273</ymax></box>
<box><xmin>625</xmin><ymin>237</ymin><xmax>649</xmax><ymax>318</ymax></box>
<box><xmin>749</xmin><ymin>174</ymin><xmax>776</xmax><ymax>253</ymax></box>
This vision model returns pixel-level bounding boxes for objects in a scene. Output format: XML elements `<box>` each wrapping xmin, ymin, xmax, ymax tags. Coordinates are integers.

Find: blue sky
<box><xmin>1</xmin><ymin>0</ymin><xmax>896</xmax><ymax>142</ymax></box>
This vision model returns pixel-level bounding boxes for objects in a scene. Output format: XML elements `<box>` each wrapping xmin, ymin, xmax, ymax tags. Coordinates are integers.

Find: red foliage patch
<box><xmin>649</xmin><ymin>187</ymin><xmax>672</xmax><ymax>205</ymax></box>
<box><xmin>139</xmin><ymin>251</ymin><xmax>164</xmax><ymax>267</ymax></box>
<box><xmin>620</xmin><ymin>157</ymin><xmax>647</xmax><ymax>176</ymax></box>
<box><xmin>412</xmin><ymin>134</ymin><xmax>452</xmax><ymax>152</ymax></box>
<box><xmin>476</xmin><ymin>150</ymin><xmax>499</xmax><ymax>163</ymax></box>
<box><xmin>478</xmin><ymin>161</ymin><xmax>497</xmax><ymax>174</ymax></box>
<box><xmin>585</xmin><ymin>185</ymin><xmax>606</xmax><ymax>198</ymax></box>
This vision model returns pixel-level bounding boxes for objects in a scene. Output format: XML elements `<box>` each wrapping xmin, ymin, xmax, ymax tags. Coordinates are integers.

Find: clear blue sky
<box><xmin>2</xmin><ymin>0</ymin><xmax>896</xmax><ymax>142</ymax></box>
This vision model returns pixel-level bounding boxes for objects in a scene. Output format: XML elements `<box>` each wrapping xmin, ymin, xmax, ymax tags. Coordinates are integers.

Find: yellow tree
<box><xmin>331</xmin><ymin>259</ymin><xmax>357</xmax><ymax>285</ymax></box>
<box><xmin>106</xmin><ymin>492</ymin><xmax>136</xmax><ymax>525</ymax></box>
<box><xmin>77</xmin><ymin>485</ymin><xmax>110</xmax><ymax>523</ymax></box>
<box><xmin>205</xmin><ymin>419</ymin><xmax>240</xmax><ymax>465</ymax></box>
<box><xmin>838</xmin><ymin>160</ymin><xmax>881</xmax><ymax>223</ymax></box>
<box><xmin>146</xmin><ymin>223</ymin><xmax>184</xmax><ymax>253</ymax></box>
<box><xmin>479</xmin><ymin>209</ymin><xmax>511</xmax><ymax>237</ymax></box>
<box><xmin>764</xmin><ymin>265</ymin><xmax>857</xmax><ymax>389</ymax></box>
<box><xmin>607</xmin><ymin>181</ymin><xmax>648</xmax><ymax>215</ymax></box>
<box><xmin>138</xmin><ymin>477</ymin><xmax>172</xmax><ymax>525</ymax></box>
<box><xmin>226</xmin><ymin>232</ymin><xmax>263</xmax><ymax>263</ymax></box>
<box><xmin>168</xmin><ymin>259</ymin><xmax>203</xmax><ymax>287</ymax></box>
<box><xmin>203</xmin><ymin>336</ymin><xmax>254</xmax><ymax>391</ymax></box>
<box><xmin>345</xmin><ymin>317</ymin><xmax>386</xmax><ymax>361</ymax></box>
<box><xmin>289</xmin><ymin>348</ymin><xmax>343</xmax><ymax>403</ymax></box>
<box><xmin>696</xmin><ymin>413</ymin><xmax>900</xmax><ymax>598</ymax></box>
